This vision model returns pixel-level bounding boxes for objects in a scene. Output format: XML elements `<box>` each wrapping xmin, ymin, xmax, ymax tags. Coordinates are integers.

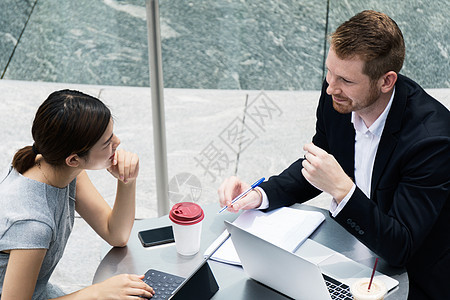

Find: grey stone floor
<box><xmin>1</xmin><ymin>79</ymin><xmax>449</xmax><ymax>294</ymax></box>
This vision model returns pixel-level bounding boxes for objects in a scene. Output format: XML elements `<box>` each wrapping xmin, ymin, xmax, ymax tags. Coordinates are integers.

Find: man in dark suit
<box><xmin>218</xmin><ymin>10</ymin><xmax>449</xmax><ymax>299</ymax></box>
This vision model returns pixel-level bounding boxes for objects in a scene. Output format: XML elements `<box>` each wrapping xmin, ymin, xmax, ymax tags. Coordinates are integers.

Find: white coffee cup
<box><xmin>350</xmin><ymin>278</ymin><xmax>387</xmax><ymax>300</ymax></box>
<box><xmin>169</xmin><ymin>202</ymin><xmax>204</xmax><ymax>256</ymax></box>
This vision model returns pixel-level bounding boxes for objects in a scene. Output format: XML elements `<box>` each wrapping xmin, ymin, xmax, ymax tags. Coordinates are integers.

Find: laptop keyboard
<box><xmin>143</xmin><ymin>269</ymin><xmax>185</xmax><ymax>299</ymax></box>
<box><xmin>142</xmin><ymin>269</ymin><xmax>352</xmax><ymax>299</ymax></box>
<box><xmin>323</xmin><ymin>274</ymin><xmax>353</xmax><ymax>300</ymax></box>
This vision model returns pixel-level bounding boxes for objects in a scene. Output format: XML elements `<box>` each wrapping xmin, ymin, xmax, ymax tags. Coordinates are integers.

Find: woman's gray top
<box><xmin>0</xmin><ymin>166</ymin><xmax>76</xmax><ymax>299</ymax></box>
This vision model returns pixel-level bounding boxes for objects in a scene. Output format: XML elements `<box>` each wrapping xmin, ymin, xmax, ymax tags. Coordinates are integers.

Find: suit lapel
<box><xmin>370</xmin><ymin>76</ymin><xmax>407</xmax><ymax>198</ymax></box>
<box><xmin>342</xmin><ymin>120</ymin><xmax>356</xmax><ymax>179</ymax></box>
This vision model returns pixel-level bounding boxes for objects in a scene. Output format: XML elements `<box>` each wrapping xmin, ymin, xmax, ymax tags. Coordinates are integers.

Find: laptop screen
<box><xmin>169</xmin><ymin>233</ymin><xmax>230</xmax><ymax>299</ymax></box>
<box><xmin>170</xmin><ymin>259</ymin><xmax>219</xmax><ymax>299</ymax></box>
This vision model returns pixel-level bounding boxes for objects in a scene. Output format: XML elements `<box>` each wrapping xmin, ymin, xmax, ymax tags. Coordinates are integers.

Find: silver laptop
<box><xmin>224</xmin><ymin>220</ymin><xmax>398</xmax><ymax>300</ymax></box>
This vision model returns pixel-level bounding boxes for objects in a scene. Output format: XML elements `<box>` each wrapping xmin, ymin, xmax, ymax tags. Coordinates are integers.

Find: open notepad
<box><xmin>204</xmin><ymin>207</ymin><xmax>325</xmax><ymax>265</ymax></box>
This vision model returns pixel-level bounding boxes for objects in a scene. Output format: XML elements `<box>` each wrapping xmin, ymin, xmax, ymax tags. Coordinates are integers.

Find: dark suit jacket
<box><xmin>260</xmin><ymin>74</ymin><xmax>450</xmax><ymax>299</ymax></box>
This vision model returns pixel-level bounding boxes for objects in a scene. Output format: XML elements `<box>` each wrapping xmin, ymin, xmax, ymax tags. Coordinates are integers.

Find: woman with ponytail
<box><xmin>0</xmin><ymin>90</ymin><xmax>155</xmax><ymax>299</ymax></box>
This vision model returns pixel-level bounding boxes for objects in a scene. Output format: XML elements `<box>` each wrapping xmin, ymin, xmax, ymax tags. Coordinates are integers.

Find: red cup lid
<box><xmin>169</xmin><ymin>202</ymin><xmax>204</xmax><ymax>225</ymax></box>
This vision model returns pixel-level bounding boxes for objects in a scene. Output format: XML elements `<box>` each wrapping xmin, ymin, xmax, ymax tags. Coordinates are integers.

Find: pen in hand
<box><xmin>218</xmin><ymin>177</ymin><xmax>265</xmax><ymax>214</ymax></box>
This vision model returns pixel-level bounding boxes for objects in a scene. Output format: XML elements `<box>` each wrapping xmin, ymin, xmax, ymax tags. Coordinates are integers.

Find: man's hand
<box><xmin>302</xmin><ymin>143</ymin><xmax>353</xmax><ymax>202</ymax></box>
<box><xmin>218</xmin><ymin>176</ymin><xmax>262</xmax><ymax>212</ymax></box>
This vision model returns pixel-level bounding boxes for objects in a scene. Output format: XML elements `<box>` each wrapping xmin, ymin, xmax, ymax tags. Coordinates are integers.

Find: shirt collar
<box><xmin>351</xmin><ymin>87</ymin><xmax>396</xmax><ymax>137</ymax></box>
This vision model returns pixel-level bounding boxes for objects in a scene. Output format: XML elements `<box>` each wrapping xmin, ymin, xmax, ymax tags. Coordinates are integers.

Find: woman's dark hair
<box><xmin>13</xmin><ymin>90</ymin><xmax>111</xmax><ymax>174</ymax></box>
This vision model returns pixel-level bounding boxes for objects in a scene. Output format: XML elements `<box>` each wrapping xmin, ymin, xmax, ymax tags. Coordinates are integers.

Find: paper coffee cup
<box><xmin>169</xmin><ymin>202</ymin><xmax>204</xmax><ymax>256</ymax></box>
<box><xmin>350</xmin><ymin>278</ymin><xmax>387</xmax><ymax>300</ymax></box>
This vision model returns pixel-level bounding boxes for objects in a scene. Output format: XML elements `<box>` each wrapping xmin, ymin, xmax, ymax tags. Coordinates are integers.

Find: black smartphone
<box><xmin>138</xmin><ymin>226</ymin><xmax>175</xmax><ymax>247</ymax></box>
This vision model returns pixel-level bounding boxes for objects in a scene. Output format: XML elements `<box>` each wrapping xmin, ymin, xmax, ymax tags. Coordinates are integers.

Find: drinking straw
<box><xmin>368</xmin><ymin>258</ymin><xmax>379</xmax><ymax>291</ymax></box>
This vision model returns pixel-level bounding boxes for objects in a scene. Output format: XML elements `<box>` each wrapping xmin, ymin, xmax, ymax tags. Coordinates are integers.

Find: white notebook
<box><xmin>205</xmin><ymin>207</ymin><xmax>325</xmax><ymax>265</ymax></box>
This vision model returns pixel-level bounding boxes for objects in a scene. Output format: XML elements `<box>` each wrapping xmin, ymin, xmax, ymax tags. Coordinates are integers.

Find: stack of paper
<box><xmin>205</xmin><ymin>207</ymin><xmax>325</xmax><ymax>265</ymax></box>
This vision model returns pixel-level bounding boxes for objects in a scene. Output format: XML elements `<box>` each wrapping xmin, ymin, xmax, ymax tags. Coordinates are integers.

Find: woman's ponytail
<box><xmin>12</xmin><ymin>145</ymin><xmax>37</xmax><ymax>174</ymax></box>
<box><xmin>12</xmin><ymin>90</ymin><xmax>111</xmax><ymax>173</ymax></box>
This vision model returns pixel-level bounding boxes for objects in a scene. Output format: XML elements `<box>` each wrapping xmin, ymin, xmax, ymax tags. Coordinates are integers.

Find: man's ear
<box><xmin>66</xmin><ymin>154</ymin><xmax>81</xmax><ymax>168</ymax></box>
<box><xmin>380</xmin><ymin>71</ymin><xmax>397</xmax><ymax>93</ymax></box>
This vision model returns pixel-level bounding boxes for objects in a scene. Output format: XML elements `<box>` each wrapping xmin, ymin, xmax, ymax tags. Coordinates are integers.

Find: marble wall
<box><xmin>0</xmin><ymin>0</ymin><xmax>36</xmax><ymax>76</ymax></box>
<box><xmin>0</xmin><ymin>0</ymin><xmax>449</xmax><ymax>89</ymax></box>
<box><xmin>325</xmin><ymin>0</ymin><xmax>450</xmax><ymax>90</ymax></box>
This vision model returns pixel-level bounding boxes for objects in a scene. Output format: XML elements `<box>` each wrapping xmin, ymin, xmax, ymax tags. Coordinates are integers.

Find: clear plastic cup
<box><xmin>350</xmin><ymin>278</ymin><xmax>387</xmax><ymax>300</ymax></box>
<box><xmin>169</xmin><ymin>202</ymin><xmax>204</xmax><ymax>256</ymax></box>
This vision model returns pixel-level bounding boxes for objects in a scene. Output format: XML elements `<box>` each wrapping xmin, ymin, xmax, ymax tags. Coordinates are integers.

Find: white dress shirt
<box><xmin>258</xmin><ymin>88</ymin><xmax>395</xmax><ymax>214</ymax></box>
<box><xmin>330</xmin><ymin>88</ymin><xmax>395</xmax><ymax>216</ymax></box>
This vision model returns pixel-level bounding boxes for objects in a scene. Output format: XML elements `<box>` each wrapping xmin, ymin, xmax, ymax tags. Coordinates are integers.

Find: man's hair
<box><xmin>330</xmin><ymin>10</ymin><xmax>405</xmax><ymax>80</ymax></box>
